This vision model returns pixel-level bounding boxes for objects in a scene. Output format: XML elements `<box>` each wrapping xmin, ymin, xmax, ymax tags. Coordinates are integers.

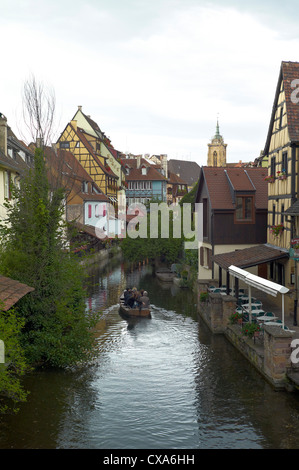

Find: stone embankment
<box><xmin>196</xmin><ymin>279</ymin><xmax>299</xmax><ymax>392</ymax></box>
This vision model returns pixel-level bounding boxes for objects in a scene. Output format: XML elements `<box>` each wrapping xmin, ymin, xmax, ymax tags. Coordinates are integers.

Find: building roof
<box><xmin>75</xmin><ymin>126</ymin><xmax>118</xmax><ymax>179</ymax></box>
<box><xmin>44</xmin><ymin>146</ymin><xmax>109</xmax><ymax>203</ymax></box>
<box><xmin>0</xmin><ymin>275</ymin><xmax>34</xmax><ymax>311</ymax></box>
<box><xmin>212</xmin><ymin>244</ymin><xmax>288</xmax><ymax>270</ymax></box>
<box><xmin>124</xmin><ymin>158</ymin><xmax>166</xmax><ymax>181</ymax></box>
<box><xmin>284</xmin><ymin>200</ymin><xmax>299</xmax><ymax>216</ymax></box>
<box><xmin>198</xmin><ymin>166</ymin><xmax>268</xmax><ymax>210</ymax></box>
<box><xmin>264</xmin><ymin>61</ymin><xmax>299</xmax><ymax>155</ymax></box>
<box><xmin>168</xmin><ymin>159</ymin><xmax>201</xmax><ymax>187</ymax></box>
<box><xmin>168</xmin><ymin>171</ymin><xmax>187</xmax><ymax>185</ymax></box>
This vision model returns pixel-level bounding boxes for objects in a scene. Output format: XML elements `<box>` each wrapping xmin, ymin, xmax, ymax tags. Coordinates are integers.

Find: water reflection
<box><xmin>1</xmin><ymin>259</ymin><xmax>299</xmax><ymax>448</ymax></box>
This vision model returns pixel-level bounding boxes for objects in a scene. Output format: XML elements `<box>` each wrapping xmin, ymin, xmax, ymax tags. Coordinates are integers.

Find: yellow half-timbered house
<box><xmin>264</xmin><ymin>61</ymin><xmax>299</xmax><ymax>319</ymax></box>
<box><xmin>57</xmin><ymin>117</ymin><xmax>119</xmax><ymax>208</ymax></box>
<box><xmin>70</xmin><ymin>106</ymin><xmax>126</xmax><ymax>200</ymax></box>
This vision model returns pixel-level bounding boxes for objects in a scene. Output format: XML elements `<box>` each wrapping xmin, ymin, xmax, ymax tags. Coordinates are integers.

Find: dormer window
<box><xmin>141</xmin><ymin>166</ymin><xmax>147</xmax><ymax>175</ymax></box>
<box><xmin>82</xmin><ymin>181</ymin><xmax>89</xmax><ymax>193</ymax></box>
<box><xmin>235</xmin><ymin>195</ymin><xmax>254</xmax><ymax>223</ymax></box>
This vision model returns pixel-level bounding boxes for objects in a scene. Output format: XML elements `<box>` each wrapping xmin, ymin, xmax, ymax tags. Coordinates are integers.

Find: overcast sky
<box><xmin>2</xmin><ymin>0</ymin><xmax>299</xmax><ymax>165</ymax></box>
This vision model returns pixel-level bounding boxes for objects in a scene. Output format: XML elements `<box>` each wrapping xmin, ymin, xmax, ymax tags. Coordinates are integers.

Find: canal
<box><xmin>1</xmin><ymin>257</ymin><xmax>299</xmax><ymax>449</ymax></box>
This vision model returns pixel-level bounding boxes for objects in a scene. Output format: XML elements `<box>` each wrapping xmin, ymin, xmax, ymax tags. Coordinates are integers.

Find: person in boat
<box><xmin>124</xmin><ymin>288</ymin><xmax>132</xmax><ymax>305</ymax></box>
<box><xmin>139</xmin><ymin>290</ymin><xmax>150</xmax><ymax>309</ymax></box>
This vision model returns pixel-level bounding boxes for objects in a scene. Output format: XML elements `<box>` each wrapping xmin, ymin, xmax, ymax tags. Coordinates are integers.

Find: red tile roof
<box><xmin>44</xmin><ymin>146</ymin><xmax>109</xmax><ymax>203</ymax></box>
<box><xmin>201</xmin><ymin>167</ymin><xmax>268</xmax><ymax>210</ymax></box>
<box><xmin>212</xmin><ymin>244</ymin><xmax>288</xmax><ymax>270</ymax></box>
<box><xmin>0</xmin><ymin>275</ymin><xmax>34</xmax><ymax>311</ymax></box>
<box><xmin>124</xmin><ymin>158</ymin><xmax>166</xmax><ymax>181</ymax></box>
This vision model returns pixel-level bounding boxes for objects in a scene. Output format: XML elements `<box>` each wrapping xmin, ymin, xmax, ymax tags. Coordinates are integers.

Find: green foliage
<box><xmin>229</xmin><ymin>312</ymin><xmax>243</xmax><ymax>324</ymax></box>
<box><xmin>242</xmin><ymin>322</ymin><xmax>261</xmax><ymax>338</ymax></box>
<box><xmin>0</xmin><ymin>148</ymin><xmax>100</xmax><ymax>370</ymax></box>
<box><xmin>179</xmin><ymin>181</ymin><xmax>198</xmax><ymax>207</ymax></box>
<box><xmin>121</xmin><ymin>204</ymin><xmax>184</xmax><ymax>264</ymax></box>
<box><xmin>0</xmin><ymin>304</ymin><xmax>30</xmax><ymax>414</ymax></box>
<box><xmin>199</xmin><ymin>291</ymin><xmax>209</xmax><ymax>302</ymax></box>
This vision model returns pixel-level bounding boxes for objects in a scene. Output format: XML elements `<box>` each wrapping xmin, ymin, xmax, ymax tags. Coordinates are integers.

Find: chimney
<box><xmin>71</xmin><ymin>120</ymin><xmax>77</xmax><ymax>131</ymax></box>
<box><xmin>136</xmin><ymin>155</ymin><xmax>141</xmax><ymax>169</ymax></box>
<box><xmin>0</xmin><ymin>113</ymin><xmax>7</xmax><ymax>156</ymax></box>
<box><xmin>78</xmin><ymin>105</ymin><xmax>82</xmax><ymax>111</ymax></box>
<box><xmin>161</xmin><ymin>154</ymin><xmax>168</xmax><ymax>176</ymax></box>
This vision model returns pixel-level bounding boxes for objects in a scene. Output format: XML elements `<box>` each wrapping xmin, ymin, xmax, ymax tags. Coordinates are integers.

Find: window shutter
<box><xmin>88</xmin><ymin>204</ymin><xmax>92</xmax><ymax>218</ymax></box>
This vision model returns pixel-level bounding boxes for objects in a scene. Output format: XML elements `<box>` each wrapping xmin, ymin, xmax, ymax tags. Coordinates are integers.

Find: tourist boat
<box><xmin>119</xmin><ymin>298</ymin><xmax>151</xmax><ymax>319</ymax></box>
<box><xmin>155</xmin><ymin>269</ymin><xmax>175</xmax><ymax>282</ymax></box>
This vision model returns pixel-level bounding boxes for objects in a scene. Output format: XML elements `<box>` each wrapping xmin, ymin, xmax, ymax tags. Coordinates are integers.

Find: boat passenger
<box><xmin>139</xmin><ymin>291</ymin><xmax>150</xmax><ymax>309</ymax></box>
<box><xmin>124</xmin><ymin>288</ymin><xmax>132</xmax><ymax>305</ymax></box>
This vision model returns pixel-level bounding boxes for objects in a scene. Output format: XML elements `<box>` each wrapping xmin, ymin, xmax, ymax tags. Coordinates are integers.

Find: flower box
<box><xmin>264</xmin><ymin>175</ymin><xmax>275</xmax><ymax>183</ymax></box>
<box><xmin>270</xmin><ymin>224</ymin><xmax>284</xmax><ymax>237</ymax></box>
<box><xmin>277</xmin><ymin>170</ymin><xmax>287</xmax><ymax>180</ymax></box>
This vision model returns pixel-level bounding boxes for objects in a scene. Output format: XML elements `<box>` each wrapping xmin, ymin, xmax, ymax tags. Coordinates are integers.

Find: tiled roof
<box><xmin>44</xmin><ymin>146</ymin><xmax>109</xmax><ymax>203</ymax></box>
<box><xmin>0</xmin><ymin>275</ymin><xmax>34</xmax><ymax>311</ymax></box>
<box><xmin>168</xmin><ymin>159</ymin><xmax>201</xmax><ymax>186</ymax></box>
<box><xmin>264</xmin><ymin>61</ymin><xmax>299</xmax><ymax>154</ymax></box>
<box><xmin>284</xmin><ymin>200</ymin><xmax>299</xmax><ymax>215</ymax></box>
<box><xmin>168</xmin><ymin>171</ymin><xmax>187</xmax><ymax>185</ymax></box>
<box><xmin>212</xmin><ymin>244</ymin><xmax>288</xmax><ymax>270</ymax></box>
<box><xmin>281</xmin><ymin>61</ymin><xmax>299</xmax><ymax>142</ymax></box>
<box><xmin>74</xmin><ymin>125</ymin><xmax>118</xmax><ymax>179</ymax></box>
<box><xmin>201</xmin><ymin>167</ymin><xmax>268</xmax><ymax>210</ymax></box>
<box><xmin>123</xmin><ymin>157</ymin><xmax>166</xmax><ymax>181</ymax></box>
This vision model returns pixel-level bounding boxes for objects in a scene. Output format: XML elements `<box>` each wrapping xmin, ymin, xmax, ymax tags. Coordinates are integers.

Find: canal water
<box><xmin>1</xmin><ymin>257</ymin><xmax>299</xmax><ymax>449</ymax></box>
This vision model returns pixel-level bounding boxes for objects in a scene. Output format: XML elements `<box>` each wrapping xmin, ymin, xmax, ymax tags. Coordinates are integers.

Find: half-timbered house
<box><xmin>263</xmin><ymin>61</ymin><xmax>299</xmax><ymax>318</ymax></box>
<box><xmin>57</xmin><ymin>118</ymin><xmax>119</xmax><ymax>207</ymax></box>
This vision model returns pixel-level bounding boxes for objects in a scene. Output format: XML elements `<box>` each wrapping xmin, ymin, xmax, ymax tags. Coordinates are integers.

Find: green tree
<box><xmin>0</xmin><ymin>148</ymin><xmax>99</xmax><ymax>368</ymax></box>
<box><xmin>0</xmin><ymin>304</ymin><xmax>30</xmax><ymax>414</ymax></box>
<box><xmin>121</xmin><ymin>203</ymin><xmax>184</xmax><ymax>264</ymax></box>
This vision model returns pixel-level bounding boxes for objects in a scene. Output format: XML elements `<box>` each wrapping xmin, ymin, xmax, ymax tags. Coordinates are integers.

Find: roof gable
<box><xmin>198</xmin><ymin>167</ymin><xmax>268</xmax><ymax>210</ymax></box>
<box><xmin>264</xmin><ymin>61</ymin><xmax>299</xmax><ymax>155</ymax></box>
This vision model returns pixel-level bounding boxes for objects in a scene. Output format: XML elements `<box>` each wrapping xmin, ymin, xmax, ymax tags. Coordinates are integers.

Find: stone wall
<box><xmin>197</xmin><ymin>287</ymin><xmax>295</xmax><ymax>390</ymax></box>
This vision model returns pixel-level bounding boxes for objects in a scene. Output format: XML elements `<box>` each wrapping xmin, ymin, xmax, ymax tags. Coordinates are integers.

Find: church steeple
<box><xmin>215</xmin><ymin>118</ymin><xmax>221</xmax><ymax>140</ymax></box>
<box><xmin>207</xmin><ymin>118</ymin><xmax>227</xmax><ymax>167</ymax></box>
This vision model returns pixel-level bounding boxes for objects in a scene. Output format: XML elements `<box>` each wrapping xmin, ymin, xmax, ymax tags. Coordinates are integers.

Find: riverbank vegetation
<box><xmin>0</xmin><ymin>147</ymin><xmax>100</xmax><ymax>413</ymax></box>
<box><xmin>120</xmin><ymin>203</ymin><xmax>198</xmax><ymax>288</ymax></box>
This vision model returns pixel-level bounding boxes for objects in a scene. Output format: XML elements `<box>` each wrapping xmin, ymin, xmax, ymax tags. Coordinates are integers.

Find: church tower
<box><xmin>207</xmin><ymin>119</ymin><xmax>227</xmax><ymax>167</ymax></box>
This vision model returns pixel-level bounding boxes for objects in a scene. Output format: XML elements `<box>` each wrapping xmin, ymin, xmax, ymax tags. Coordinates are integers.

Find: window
<box><xmin>82</xmin><ymin>181</ymin><xmax>88</xmax><ymax>193</ymax></box>
<box><xmin>141</xmin><ymin>167</ymin><xmax>147</xmax><ymax>175</ymax></box>
<box><xmin>235</xmin><ymin>196</ymin><xmax>254</xmax><ymax>222</ymax></box>
<box><xmin>213</xmin><ymin>151</ymin><xmax>217</xmax><ymax>166</ymax></box>
<box><xmin>282</xmin><ymin>152</ymin><xmax>288</xmax><ymax>174</ymax></box>
<box><xmin>88</xmin><ymin>204</ymin><xmax>92</xmax><ymax>218</ymax></box>
<box><xmin>281</xmin><ymin>204</ymin><xmax>284</xmax><ymax>224</ymax></box>
<box><xmin>60</xmin><ymin>141</ymin><xmax>70</xmax><ymax>149</ymax></box>
<box><xmin>4</xmin><ymin>171</ymin><xmax>9</xmax><ymax>198</ymax></box>
<box><xmin>279</xmin><ymin>105</ymin><xmax>283</xmax><ymax>128</ymax></box>
<box><xmin>272</xmin><ymin>204</ymin><xmax>276</xmax><ymax>226</ymax></box>
<box><xmin>270</xmin><ymin>156</ymin><xmax>276</xmax><ymax>178</ymax></box>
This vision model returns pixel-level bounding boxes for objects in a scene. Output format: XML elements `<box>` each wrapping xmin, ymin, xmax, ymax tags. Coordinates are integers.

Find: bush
<box><xmin>242</xmin><ymin>322</ymin><xmax>261</xmax><ymax>338</ymax></box>
<box><xmin>199</xmin><ymin>292</ymin><xmax>209</xmax><ymax>302</ymax></box>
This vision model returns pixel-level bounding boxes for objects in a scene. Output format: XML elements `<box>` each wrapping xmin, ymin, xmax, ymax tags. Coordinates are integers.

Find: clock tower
<box><xmin>207</xmin><ymin>119</ymin><xmax>227</xmax><ymax>167</ymax></box>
